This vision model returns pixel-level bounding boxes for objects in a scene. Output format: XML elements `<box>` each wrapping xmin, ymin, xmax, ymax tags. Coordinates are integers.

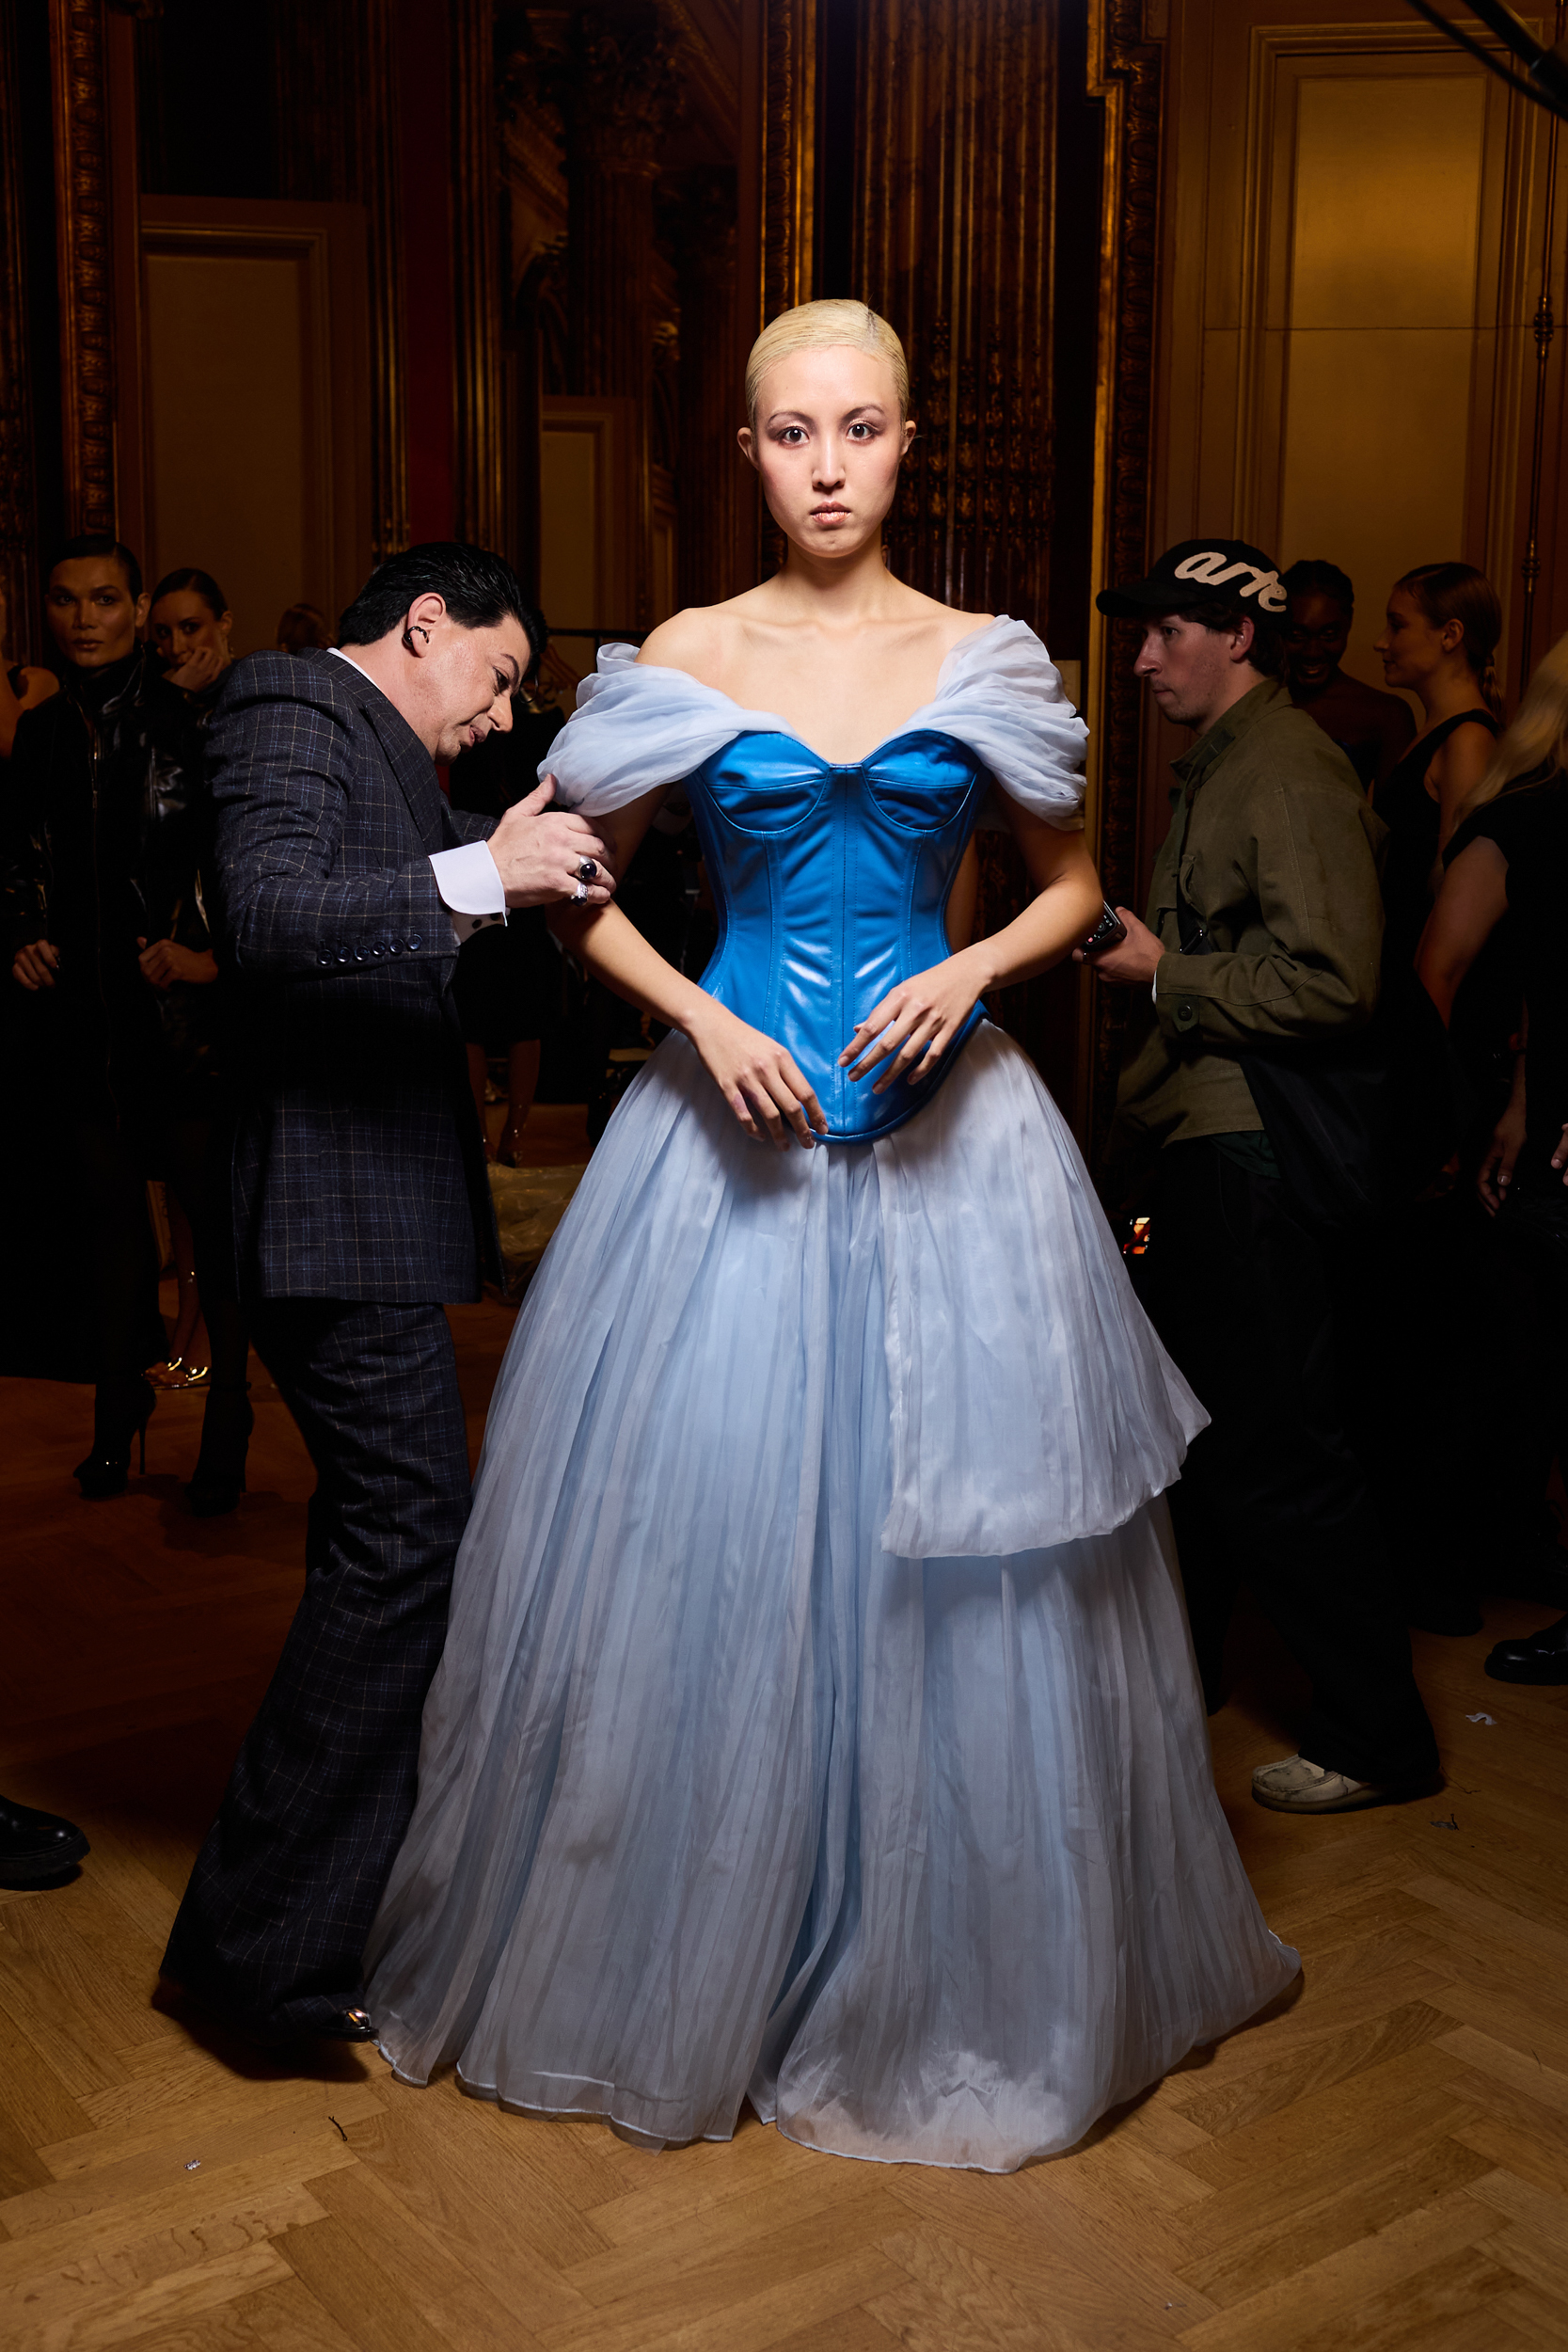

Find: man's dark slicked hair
<box><xmin>48</xmin><ymin>532</ymin><xmax>143</xmax><ymax>600</ymax></box>
<box><xmin>338</xmin><ymin>542</ymin><xmax>542</xmax><ymax>669</ymax></box>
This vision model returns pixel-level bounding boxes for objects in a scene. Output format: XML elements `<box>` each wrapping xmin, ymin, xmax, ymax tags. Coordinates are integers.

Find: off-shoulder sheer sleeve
<box><xmin>543</xmin><ymin>643</ymin><xmax>788</xmax><ymax>814</ymax></box>
<box><xmin>542</xmin><ymin>615</ymin><xmax>1087</xmax><ymax>828</ymax></box>
<box><xmin>909</xmin><ymin>617</ymin><xmax>1087</xmax><ymax>832</ymax></box>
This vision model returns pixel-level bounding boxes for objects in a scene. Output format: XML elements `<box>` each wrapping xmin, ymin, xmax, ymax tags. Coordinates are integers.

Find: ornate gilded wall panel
<box><xmin>50</xmin><ymin>0</ymin><xmax>117</xmax><ymax>535</ymax></box>
<box><xmin>1085</xmin><ymin>0</ymin><xmax>1165</xmax><ymax>1155</ymax></box>
<box><xmin>852</xmin><ymin>0</ymin><xmax>1054</xmax><ymax>628</ymax></box>
<box><xmin>669</xmin><ymin>166</ymin><xmax>740</xmax><ymax>611</ymax></box>
<box><xmin>451</xmin><ymin>0</ymin><xmax>504</xmax><ymax>550</ymax></box>
<box><xmin>760</xmin><ymin>0</ymin><xmax>816</xmax><ymax>328</ymax></box>
<box><xmin>0</xmin><ymin>1</ymin><xmax>40</xmax><ymax>660</ymax></box>
<box><xmin>275</xmin><ymin>0</ymin><xmax>407</xmax><ymax>563</ymax></box>
<box><xmin>558</xmin><ymin>6</ymin><xmax>683</xmax><ymax>624</ymax></box>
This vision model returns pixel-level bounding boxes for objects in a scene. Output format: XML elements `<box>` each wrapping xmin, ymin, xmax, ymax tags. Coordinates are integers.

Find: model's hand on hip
<box><xmin>488</xmin><ymin>777</ymin><xmax>616</xmax><ymax>908</ymax></box>
<box><xmin>1073</xmin><ymin>906</ymin><xmax>1163</xmax><ymax>987</ymax></box>
<box><xmin>12</xmin><ymin>939</ymin><xmax>59</xmax><ymax>991</ymax></box>
<box><xmin>841</xmin><ymin>947</ymin><xmax>987</xmax><ymax>1092</ymax></box>
<box><xmin>685</xmin><ymin>998</ymin><xmax>828</xmax><ymax>1150</ymax></box>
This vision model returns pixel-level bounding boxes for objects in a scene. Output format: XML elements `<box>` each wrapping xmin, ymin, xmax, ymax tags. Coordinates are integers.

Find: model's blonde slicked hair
<box><xmin>745</xmin><ymin>299</ymin><xmax>910</xmax><ymax>422</ymax></box>
<box><xmin>1461</xmin><ymin>628</ymin><xmax>1568</xmax><ymax>819</ymax></box>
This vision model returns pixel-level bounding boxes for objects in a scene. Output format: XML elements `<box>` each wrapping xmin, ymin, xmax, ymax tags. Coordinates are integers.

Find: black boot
<box><xmin>1485</xmin><ymin>1613</ymin><xmax>1568</xmax><ymax>1685</ymax></box>
<box><xmin>73</xmin><ymin>1375</ymin><xmax>155</xmax><ymax>1499</ymax></box>
<box><xmin>184</xmin><ymin>1382</ymin><xmax>254</xmax><ymax>1518</ymax></box>
<box><xmin>0</xmin><ymin>1795</ymin><xmax>89</xmax><ymax>1886</ymax></box>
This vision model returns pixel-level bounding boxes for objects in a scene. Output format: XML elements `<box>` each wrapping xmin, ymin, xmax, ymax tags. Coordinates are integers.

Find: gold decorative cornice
<box><xmin>1085</xmin><ymin>0</ymin><xmax>1168</xmax><ymax>1152</ymax></box>
<box><xmin>564</xmin><ymin>8</ymin><xmax>686</xmax><ymax>175</ymax></box>
<box><xmin>50</xmin><ymin>0</ymin><xmax>117</xmax><ymax>535</ymax></box>
<box><xmin>760</xmin><ymin>0</ymin><xmax>815</xmax><ymax>326</ymax></box>
<box><xmin>0</xmin><ymin>0</ymin><xmax>39</xmax><ymax>660</ymax></box>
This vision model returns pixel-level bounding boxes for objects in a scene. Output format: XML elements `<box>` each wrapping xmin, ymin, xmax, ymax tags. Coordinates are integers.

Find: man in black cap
<box><xmin>1085</xmin><ymin>537</ymin><xmax>1438</xmax><ymax>1815</ymax></box>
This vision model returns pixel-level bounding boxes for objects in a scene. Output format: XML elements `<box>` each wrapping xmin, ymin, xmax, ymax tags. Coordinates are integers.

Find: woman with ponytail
<box><xmin>1372</xmin><ymin>561</ymin><xmax>1504</xmax><ymax>976</ymax></box>
<box><xmin>1343</xmin><ymin>565</ymin><xmax>1508</xmax><ymax>1638</ymax></box>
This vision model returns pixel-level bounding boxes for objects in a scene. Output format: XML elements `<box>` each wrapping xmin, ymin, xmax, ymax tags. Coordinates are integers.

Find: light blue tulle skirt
<box><xmin>365</xmin><ymin>1023</ymin><xmax>1298</xmax><ymax>2171</ymax></box>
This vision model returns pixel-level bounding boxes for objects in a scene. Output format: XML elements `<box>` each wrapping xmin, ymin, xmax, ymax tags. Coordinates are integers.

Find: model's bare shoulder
<box><xmin>637</xmin><ymin>606</ymin><xmax>728</xmax><ymax>679</ymax></box>
<box><xmin>913</xmin><ymin>593</ymin><xmax>997</xmax><ymax>652</ymax></box>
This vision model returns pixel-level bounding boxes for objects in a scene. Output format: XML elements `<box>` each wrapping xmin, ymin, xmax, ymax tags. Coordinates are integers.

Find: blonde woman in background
<box><xmin>363</xmin><ymin>299</ymin><xmax>1297</xmax><ymax>2172</ymax></box>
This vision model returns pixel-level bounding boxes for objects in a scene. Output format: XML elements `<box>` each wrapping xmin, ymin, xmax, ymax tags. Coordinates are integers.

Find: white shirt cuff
<box><xmin>429</xmin><ymin>840</ymin><xmax>506</xmax><ymax>946</ymax></box>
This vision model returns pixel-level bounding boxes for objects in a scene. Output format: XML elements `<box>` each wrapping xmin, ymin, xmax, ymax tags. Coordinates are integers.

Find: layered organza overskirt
<box><xmin>365</xmin><ymin>1024</ymin><xmax>1298</xmax><ymax>2170</ymax></box>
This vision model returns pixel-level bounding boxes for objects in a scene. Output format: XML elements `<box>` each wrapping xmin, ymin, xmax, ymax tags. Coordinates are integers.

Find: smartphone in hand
<box><xmin>1081</xmin><ymin>901</ymin><xmax>1128</xmax><ymax>954</ymax></box>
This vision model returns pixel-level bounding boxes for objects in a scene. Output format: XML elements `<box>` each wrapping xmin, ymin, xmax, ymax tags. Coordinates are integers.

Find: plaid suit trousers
<box><xmin>163</xmin><ymin>1298</ymin><xmax>469</xmax><ymax>2035</ymax></box>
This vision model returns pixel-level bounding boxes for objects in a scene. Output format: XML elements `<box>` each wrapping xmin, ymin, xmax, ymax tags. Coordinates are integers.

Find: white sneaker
<box><xmin>1250</xmin><ymin>1753</ymin><xmax>1397</xmax><ymax>1814</ymax></box>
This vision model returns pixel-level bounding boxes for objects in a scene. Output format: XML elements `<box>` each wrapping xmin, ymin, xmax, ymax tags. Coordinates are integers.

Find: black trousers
<box><xmin>1133</xmin><ymin>1138</ymin><xmax>1438</xmax><ymax>1787</ymax></box>
<box><xmin>163</xmin><ymin>1297</ymin><xmax>470</xmax><ymax>2035</ymax></box>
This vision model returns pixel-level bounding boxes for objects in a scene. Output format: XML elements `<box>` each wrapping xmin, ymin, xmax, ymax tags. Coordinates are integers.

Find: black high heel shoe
<box><xmin>73</xmin><ymin>1375</ymin><xmax>155</xmax><ymax>1500</ymax></box>
<box><xmin>184</xmin><ymin>1382</ymin><xmax>254</xmax><ymax>1518</ymax></box>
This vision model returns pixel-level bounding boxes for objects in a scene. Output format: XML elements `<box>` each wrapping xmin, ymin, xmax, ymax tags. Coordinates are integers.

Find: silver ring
<box><xmin>576</xmin><ymin>857</ymin><xmax>597</xmax><ymax>882</ymax></box>
<box><xmin>572</xmin><ymin>881</ymin><xmax>588</xmax><ymax>904</ymax></box>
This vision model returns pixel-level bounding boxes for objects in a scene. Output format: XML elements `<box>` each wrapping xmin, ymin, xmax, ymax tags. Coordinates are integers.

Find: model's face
<box><xmin>1283</xmin><ymin>591</ymin><xmax>1350</xmax><ymax>693</ymax></box>
<box><xmin>1133</xmin><ymin>611</ymin><xmax>1250</xmax><ymax>730</ymax></box>
<box><xmin>1374</xmin><ymin>587</ymin><xmax>1454</xmax><ymax>690</ymax></box>
<box><xmin>150</xmin><ymin>590</ymin><xmax>231</xmax><ymax>670</ymax></box>
<box><xmin>420</xmin><ymin>610</ymin><xmax>531</xmax><ymax>760</ymax></box>
<box><xmin>45</xmin><ymin>558</ymin><xmax>148</xmax><ymax>668</ymax></box>
<box><xmin>739</xmin><ymin>345</ymin><xmax>915</xmax><ymax>563</ymax></box>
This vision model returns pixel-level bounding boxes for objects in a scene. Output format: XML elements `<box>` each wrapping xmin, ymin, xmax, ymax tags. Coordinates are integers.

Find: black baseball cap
<box><xmin>1096</xmin><ymin>537</ymin><xmax>1289</xmax><ymax>619</ymax></box>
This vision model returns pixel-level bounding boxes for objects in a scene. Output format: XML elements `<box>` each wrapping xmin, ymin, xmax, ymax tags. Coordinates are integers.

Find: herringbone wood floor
<box><xmin>4</xmin><ymin>1264</ymin><xmax>1568</xmax><ymax>2348</ymax></box>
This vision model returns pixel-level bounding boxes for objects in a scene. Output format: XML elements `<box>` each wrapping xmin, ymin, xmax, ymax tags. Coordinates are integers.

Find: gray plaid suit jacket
<box><xmin>209</xmin><ymin>647</ymin><xmax>501</xmax><ymax>1301</ymax></box>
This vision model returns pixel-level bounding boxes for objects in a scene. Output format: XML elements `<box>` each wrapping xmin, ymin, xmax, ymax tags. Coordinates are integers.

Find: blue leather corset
<box><xmin>685</xmin><ymin>727</ymin><xmax>991</xmax><ymax>1142</ymax></box>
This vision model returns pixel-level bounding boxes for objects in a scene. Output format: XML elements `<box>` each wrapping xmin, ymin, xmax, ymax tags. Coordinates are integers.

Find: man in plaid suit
<box><xmin>162</xmin><ymin>545</ymin><xmax>613</xmax><ymax>2043</ymax></box>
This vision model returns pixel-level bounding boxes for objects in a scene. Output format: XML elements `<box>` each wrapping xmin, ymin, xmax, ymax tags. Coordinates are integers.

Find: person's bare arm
<box><xmin>548</xmin><ymin>779</ymin><xmax>827</xmax><ymax>1151</ymax></box>
<box><xmin>1431</xmin><ymin>719</ymin><xmax>1497</xmax><ymax>861</ymax></box>
<box><xmin>840</xmin><ymin>797</ymin><xmax>1101</xmax><ymax>1090</ymax></box>
<box><xmin>1415</xmin><ymin>834</ymin><xmax>1509</xmax><ymax>1026</ymax></box>
<box><xmin>1479</xmin><ymin>1025</ymin><xmax>1527</xmax><ymax>1215</ymax></box>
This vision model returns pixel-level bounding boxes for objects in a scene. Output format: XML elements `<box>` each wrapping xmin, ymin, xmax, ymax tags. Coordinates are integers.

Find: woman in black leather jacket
<box><xmin>5</xmin><ymin>535</ymin><xmax>249</xmax><ymax>1507</ymax></box>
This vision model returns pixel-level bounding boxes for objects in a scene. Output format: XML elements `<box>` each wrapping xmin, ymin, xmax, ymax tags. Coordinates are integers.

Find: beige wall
<box><xmin>539</xmin><ymin>395</ymin><xmax>637</xmax><ymax>685</ymax></box>
<box><xmin>1144</xmin><ymin>3</ymin><xmax>1568</xmax><ymax>882</ymax></box>
<box><xmin>1275</xmin><ymin>69</ymin><xmax>1488</xmax><ymax>678</ymax></box>
<box><xmin>138</xmin><ymin>199</ymin><xmax>372</xmax><ymax>657</ymax></box>
<box><xmin>143</xmin><ymin>247</ymin><xmax>311</xmax><ymax>656</ymax></box>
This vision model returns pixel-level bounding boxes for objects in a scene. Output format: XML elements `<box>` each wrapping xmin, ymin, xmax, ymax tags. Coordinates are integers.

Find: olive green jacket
<box><xmin>1104</xmin><ymin>677</ymin><xmax>1386</xmax><ymax>1191</ymax></box>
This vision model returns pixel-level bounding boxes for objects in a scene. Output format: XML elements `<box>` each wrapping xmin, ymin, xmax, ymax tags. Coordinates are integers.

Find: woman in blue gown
<box><xmin>364</xmin><ymin>300</ymin><xmax>1298</xmax><ymax>2171</ymax></box>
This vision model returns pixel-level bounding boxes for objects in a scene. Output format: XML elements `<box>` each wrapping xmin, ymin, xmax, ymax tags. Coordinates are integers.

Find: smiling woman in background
<box><xmin>1281</xmin><ymin>558</ymin><xmax>1413</xmax><ymax>789</ymax></box>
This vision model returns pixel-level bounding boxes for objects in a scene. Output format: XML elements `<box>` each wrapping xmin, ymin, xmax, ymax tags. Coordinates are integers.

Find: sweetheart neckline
<box><xmin>691</xmin><ymin>724</ymin><xmax>980</xmax><ymax>775</ymax></box>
